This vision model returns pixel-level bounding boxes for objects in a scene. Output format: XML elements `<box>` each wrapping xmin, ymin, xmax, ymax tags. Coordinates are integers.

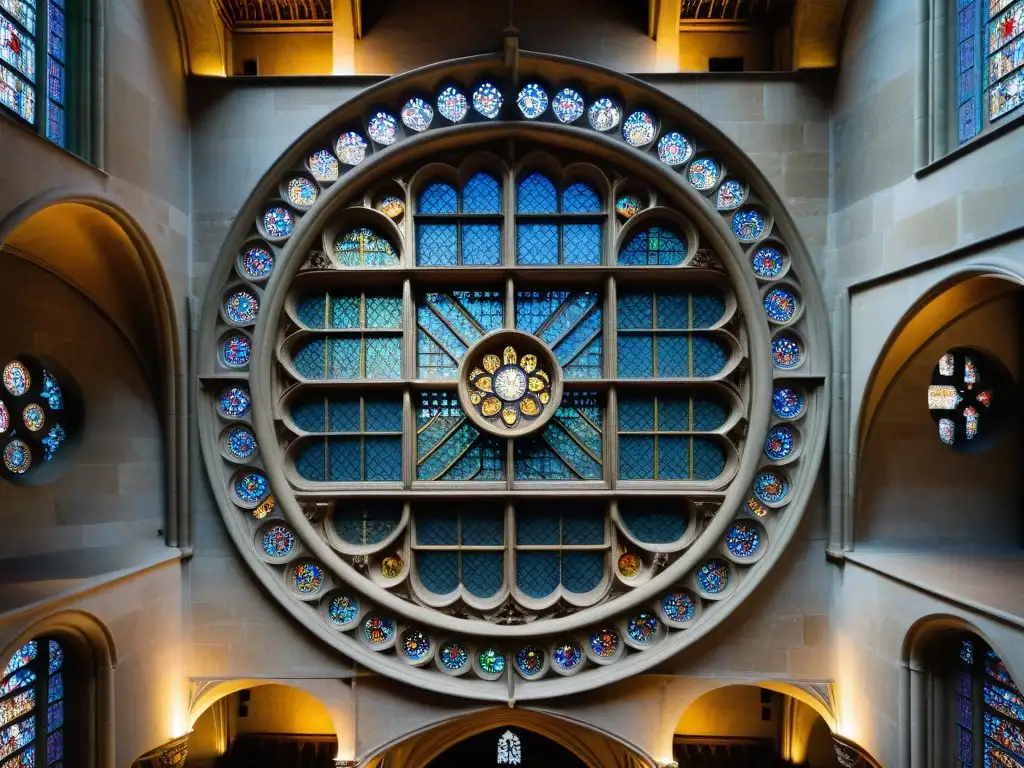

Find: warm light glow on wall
<box><xmin>834</xmin><ymin>630</ymin><xmax>871</xmax><ymax>743</ymax></box>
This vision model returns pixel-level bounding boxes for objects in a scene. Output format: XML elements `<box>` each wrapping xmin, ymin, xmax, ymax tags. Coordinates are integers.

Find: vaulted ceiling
<box><xmin>213</xmin><ymin>0</ymin><xmax>333</xmax><ymax>29</ymax></box>
<box><xmin>679</xmin><ymin>0</ymin><xmax>797</xmax><ymax>24</ymax></box>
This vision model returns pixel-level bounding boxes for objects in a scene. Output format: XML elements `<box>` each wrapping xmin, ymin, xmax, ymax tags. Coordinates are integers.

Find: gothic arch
<box><xmin>196</xmin><ymin>51</ymin><xmax>830</xmax><ymax>700</ymax></box>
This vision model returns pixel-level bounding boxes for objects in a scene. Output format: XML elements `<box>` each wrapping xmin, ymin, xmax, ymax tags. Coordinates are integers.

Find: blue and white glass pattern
<box><xmin>262</xmin><ymin>206</ymin><xmax>293</xmax><ymax>238</ymax></box>
<box><xmin>437</xmin><ymin>86</ymin><xmax>468</xmax><ymax>123</ymax></box>
<box><xmin>765</xmin><ymin>425</ymin><xmax>794</xmax><ymax>461</ymax></box>
<box><xmin>438</xmin><ymin>642</ymin><xmax>469</xmax><ymax>671</ymax></box>
<box><xmin>751</xmin><ymin>246</ymin><xmax>784</xmax><ymax>279</ymax></box>
<box><xmin>262</xmin><ymin>525</ymin><xmax>294</xmax><ymax>557</ymax></box>
<box><xmin>662</xmin><ymin>591</ymin><xmax>696</xmax><ymax>622</ymax></box>
<box><xmin>517</xmin><ymin>82</ymin><xmax>548</xmax><ymax>118</ymax></box>
<box><xmin>763</xmin><ymin>288</ymin><xmax>797</xmax><ymax>324</ymax></box>
<box><xmin>219</xmin><ymin>386</ymin><xmax>251</xmax><ymax>418</ymax></box>
<box><xmin>40</xmin><ymin>371</ymin><xmax>63</xmax><ymax>410</ymax></box>
<box><xmin>401</xmin><ymin>97</ymin><xmax>433</xmax><ymax>132</ymax></box>
<box><xmin>688</xmin><ymin>157</ymin><xmax>720</xmax><ymax>191</ymax></box>
<box><xmin>224</xmin><ymin>289</ymin><xmax>259</xmax><ymax>325</ymax></box>
<box><xmin>588</xmin><ymin>97</ymin><xmax>620</xmax><ymax>131</ymax></box>
<box><xmin>772</xmin><ymin>387</ymin><xmax>805</xmax><ymax>420</ymax></box>
<box><xmin>716</xmin><ymin>179</ymin><xmax>745</xmax><ymax>210</ymax></box>
<box><xmin>725</xmin><ymin>522</ymin><xmax>760</xmax><ymax>558</ymax></box>
<box><xmin>335</xmin><ymin>131</ymin><xmax>368</xmax><ymax>165</ymax></box>
<box><xmin>516</xmin><ymin>646</ymin><xmax>544</xmax><ymax>676</ymax></box>
<box><xmin>589</xmin><ymin>629</ymin><xmax>619</xmax><ymax>658</ymax></box>
<box><xmin>626</xmin><ymin>613</ymin><xmax>659</xmax><ymax>644</ymax></box>
<box><xmin>657</xmin><ymin>132</ymin><xmax>693</xmax><ymax>166</ymax></box>
<box><xmin>772</xmin><ymin>335</ymin><xmax>801</xmax><ymax>369</ymax></box>
<box><xmin>328</xmin><ymin>595</ymin><xmax>360</xmax><ymax>625</ymax></box>
<box><xmin>753</xmin><ymin>470</ymin><xmax>789</xmax><ymax>505</ymax></box>
<box><xmin>403</xmin><ymin>630</ymin><xmax>430</xmax><ymax>662</ymax></box>
<box><xmin>222</xmin><ymin>334</ymin><xmax>251</xmax><ymax>368</ymax></box>
<box><xmin>552</xmin><ymin>643</ymin><xmax>583</xmax><ymax>671</ymax></box>
<box><xmin>308</xmin><ymin>148</ymin><xmax>339</xmax><ymax>182</ymax></box>
<box><xmin>241</xmin><ymin>245</ymin><xmax>274</xmax><ymax>280</ymax></box>
<box><xmin>286</xmin><ymin>177</ymin><xmax>318</xmax><ymax>208</ymax></box>
<box><xmin>622</xmin><ymin>110</ymin><xmax>656</xmax><ymax>147</ymax></box>
<box><xmin>472</xmin><ymin>82</ymin><xmax>503</xmax><ymax>118</ymax></box>
<box><xmin>227</xmin><ymin>426</ymin><xmax>257</xmax><ymax>460</ymax></box>
<box><xmin>552</xmin><ymin>88</ymin><xmax>585</xmax><ymax>123</ymax></box>
<box><xmin>235</xmin><ymin>471</ymin><xmax>269</xmax><ymax>505</ymax></box>
<box><xmin>732</xmin><ymin>209</ymin><xmax>766</xmax><ymax>242</ymax></box>
<box><xmin>696</xmin><ymin>560</ymin><xmax>729</xmax><ymax>593</ymax></box>
<box><xmin>368</xmin><ymin>112</ymin><xmax>398</xmax><ymax>145</ymax></box>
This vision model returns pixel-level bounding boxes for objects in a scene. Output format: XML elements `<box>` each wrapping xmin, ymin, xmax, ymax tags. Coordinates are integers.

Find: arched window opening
<box><xmin>496</xmin><ymin>730</ymin><xmax>522</xmax><ymax>765</ymax></box>
<box><xmin>0</xmin><ymin>638</ymin><xmax>68</xmax><ymax>767</ymax></box>
<box><xmin>417</xmin><ymin>173</ymin><xmax>503</xmax><ymax>266</ymax></box>
<box><xmin>926</xmin><ymin>347</ymin><xmax>1011</xmax><ymax>451</ymax></box>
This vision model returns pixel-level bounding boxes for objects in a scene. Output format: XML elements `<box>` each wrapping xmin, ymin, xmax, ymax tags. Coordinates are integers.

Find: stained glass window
<box><xmin>416</xmin><ymin>392</ymin><xmax>504</xmax><ymax>481</ymax></box>
<box><xmin>515</xmin><ymin>173</ymin><xmax>603</xmax><ymax>266</ymax></box>
<box><xmin>928</xmin><ymin>347</ymin><xmax>1003</xmax><ymax>448</ymax></box>
<box><xmin>619</xmin><ymin>226</ymin><xmax>688</xmax><ymax>266</ymax></box>
<box><xmin>0</xmin><ymin>358</ymin><xmax>77</xmax><ymax>482</ymax></box>
<box><xmin>0</xmin><ymin>1</ymin><xmax>67</xmax><ymax>146</ymax></box>
<box><xmin>292</xmin><ymin>396</ymin><xmax>402</xmax><ymax>482</ymax></box>
<box><xmin>416</xmin><ymin>173</ymin><xmax>502</xmax><ymax>266</ymax></box>
<box><xmin>952</xmin><ymin>634</ymin><xmax>1024</xmax><ymax>766</ymax></box>
<box><xmin>617</xmin><ymin>394</ymin><xmax>726</xmax><ymax>480</ymax></box>
<box><xmin>515</xmin><ymin>291</ymin><xmax>602</xmax><ymax>378</ymax></box>
<box><xmin>515</xmin><ymin>504</ymin><xmax>607</xmax><ymax>597</ymax></box>
<box><xmin>956</xmin><ymin>0</ymin><xmax>1024</xmax><ymax>144</ymax></box>
<box><xmin>0</xmin><ymin>638</ymin><xmax>65</xmax><ymax>765</ymax></box>
<box><xmin>413</xmin><ymin>504</ymin><xmax>505</xmax><ymax>597</ymax></box>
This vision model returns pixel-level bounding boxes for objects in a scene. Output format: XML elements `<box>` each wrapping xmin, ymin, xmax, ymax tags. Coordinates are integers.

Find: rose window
<box><xmin>927</xmin><ymin>347</ymin><xmax>1008</xmax><ymax>449</ymax></box>
<box><xmin>198</xmin><ymin>59</ymin><xmax>828</xmax><ymax>699</ymax></box>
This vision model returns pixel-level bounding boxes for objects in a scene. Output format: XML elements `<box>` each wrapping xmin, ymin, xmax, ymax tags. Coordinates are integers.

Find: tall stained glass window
<box><xmin>0</xmin><ymin>637</ymin><xmax>66</xmax><ymax>767</ymax></box>
<box><xmin>951</xmin><ymin>636</ymin><xmax>1024</xmax><ymax>766</ymax></box>
<box><xmin>0</xmin><ymin>0</ymin><xmax>68</xmax><ymax>147</ymax></box>
<box><xmin>956</xmin><ymin>0</ymin><xmax>1024</xmax><ymax>144</ymax></box>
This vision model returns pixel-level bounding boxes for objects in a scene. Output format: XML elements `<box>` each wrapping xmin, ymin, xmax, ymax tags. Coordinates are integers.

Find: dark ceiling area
<box><xmin>680</xmin><ymin>0</ymin><xmax>797</xmax><ymax>24</ymax></box>
<box><xmin>215</xmin><ymin>0</ymin><xmax>332</xmax><ymax>28</ymax></box>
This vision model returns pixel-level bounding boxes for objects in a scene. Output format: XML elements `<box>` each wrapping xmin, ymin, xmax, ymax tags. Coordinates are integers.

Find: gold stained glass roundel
<box><xmin>458</xmin><ymin>330</ymin><xmax>563</xmax><ymax>437</ymax></box>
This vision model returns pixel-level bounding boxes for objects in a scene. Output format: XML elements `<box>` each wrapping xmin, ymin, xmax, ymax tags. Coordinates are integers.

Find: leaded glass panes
<box><xmin>953</xmin><ymin>635</ymin><xmax>1024</xmax><ymax>766</ymax></box>
<box><xmin>334</xmin><ymin>228</ymin><xmax>399</xmax><ymax>267</ymax></box>
<box><xmin>294</xmin><ymin>396</ymin><xmax>402</xmax><ymax>482</ymax></box>
<box><xmin>515</xmin><ymin>174</ymin><xmax>603</xmax><ymax>265</ymax></box>
<box><xmin>291</xmin><ymin>334</ymin><xmax>401</xmax><ymax>381</ymax></box>
<box><xmin>416</xmin><ymin>392</ymin><xmax>504</xmax><ymax>481</ymax></box>
<box><xmin>958</xmin><ymin>0</ymin><xmax>1024</xmax><ymax>143</ymax></box>
<box><xmin>617</xmin><ymin>290</ymin><xmax>727</xmax><ymax>378</ymax></box>
<box><xmin>617</xmin><ymin>394</ymin><xmax>726</xmax><ymax>480</ymax></box>
<box><xmin>515</xmin><ymin>291</ymin><xmax>602</xmax><ymax>378</ymax></box>
<box><xmin>514</xmin><ymin>392</ymin><xmax>603</xmax><ymax>480</ymax></box>
<box><xmin>0</xmin><ymin>638</ymin><xmax>64</xmax><ymax>765</ymax></box>
<box><xmin>515</xmin><ymin>506</ymin><xmax>606</xmax><ymax>597</ymax></box>
<box><xmin>417</xmin><ymin>291</ymin><xmax>503</xmax><ymax>378</ymax></box>
<box><xmin>413</xmin><ymin>505</ymin><xmax>505</xmax><ymax>597</ymax></box>
<box><xmin>332</xmin><ymin>504</ymin><xmax>402</xmax><ymax>546</ymax></box>
<box><xmin>619</xmin><ymin>226</ymin><xmax>687</xmax><ymax>266</ymax></box>
<box><xmin>416</xmin><ymin>173</ymin><xmax>502</xmax><ymax>266</ymax></box>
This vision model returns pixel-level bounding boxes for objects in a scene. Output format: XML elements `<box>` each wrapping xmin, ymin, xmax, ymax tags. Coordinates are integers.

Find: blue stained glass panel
<box><xmin>618</xmin><ymin>395</ymin><xmax>727</xmax><ymax>480</ymax></box>
<box><xmin>334</xmin><ymin>228</ymin><xmax>398</xmax><ymax>267</ymax></box>
<box><xmin>462</xmin><ymin>172</ymin><xmax>501</xmax><ymax>213</ymax></box>
<box><xmin>416</xmin><ymin>392</ymin><xmax>504</xmax><ymax>481</ymax></box>
<box><xmin>0</xmin><ymin>716</ymin><xmax>34</xmax><ymax>761</ymax></box>
<box><xmin>0</xmin><ymin>669</ymin><xmax>34</xmax><ymax>698</ymax></box>
<box><xmin>517</xmin><ymin>551</ymin><xmax>559</xmax><ymax>597</ymax></box>
<box><xmin>416</xmin><ymin>223</ymin><xmax>458</xmax><ymax>266</ymax></box>
<box><xmin>515</xmin><ymin>291</ymin><xmax>602</xmax><ymax>378</ymax></box>
<box><xmin>419</xmin><ymin>182</ymin><xmax>458</xmax><ymax>214</ymax></box>
<box><xmin>619</xmin><ymin>226</ymin><xmax>687</xmax><ymax>265</ymax></box>
<box><xmin>0</xmin><ymin>1</ymin><xmax>35</xmax><ymax>34</ymax></box>
<box><xmin>991</xmin><ymin>68</ymin><xmax>1024</xmax><ymax>120</ymax></box>
<box><xmin>417</xmin><ymin>291</ymin><xmax>502</xmax><ymax>378</ymax></box>
<box><xmin>985</xmin><ymin>712</ymin><xmax>1024</xmax><ymax>758</ymax></box>
<box><xmin>46</xmin><ymin>642</ymin><xmax>61</xmax><ymax>676</ymax></box>
<box><xmin>516</xmin><ymin>222</ymin><xmax>558</xmax><ymax>264</ymax></box>
<box><xmin>45</xmin><ymin>58</ymin><xmax>61</xmax><ymax>103</ymax></box>
<box><xmin>461</xmin><ymin>223</ymin><xmax>501</xmax><ymax>265</ymax></box>
<box><xmin>46</xmin><ymin>701</ymin><xmax>62</xmax><ymax>733</ymax></box>
<box><xmin>0</xmin><ymin>63</ymin><xmax>35</xmax><ymax>122</ymax></box>
<box><xmin>0</xmin><ymin>14</ymin><xmax>34</xmax><ymax>81</ymax></box>
<box><xmin>987</xmin><ymin>681</ymin><xmax>1024</xmax><ymax>720</ymax></box>
<box><xmin>46</xmin><ymin>728</ymin><xmax>61</xmax><ymax>764</ymax></box>
<box><xmin>619</xmin><ymin>502</ymin><xmax>687</xmax><ymax>543</ymax></box>
<box><xmin>563</xmin><ymin>223</ymin><xmax>601</xmax><ymax>265</ymax></box>
<box><xmin>561</xmin><ymin>182</ymin><xmax>601</xmax><ymax>213</ymax></box>
<box><xmin>2</xmin><ymin>642</ymin><xmax>35</xmax><ymax>679</ymax></box>
<box><xmin>45</xmin><ymin>675</ymin><xmax>60</xmax><ymax>705</ymax></box>
<box><xmin>46</xmin><ymin>2</ymin><xmax>63</xmax><ymax>62</ymax></box>
<box><xmin>517</xmin><ymin>173</ymin><xmax>558</xmax><ymax>213</ymax></box>
<box><xmin>515</xmin><ymin>392</ymin><xmax>602</xmax><ymax>480</ymax></box>
<box><xmin>333</xmin><ymin>505</ymin><xmax>401</xmax><ymax>545</ymax></box>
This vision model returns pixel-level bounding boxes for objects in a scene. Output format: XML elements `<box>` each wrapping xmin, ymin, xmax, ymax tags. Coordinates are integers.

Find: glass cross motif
<box><xmin>927</xmin><ymin>350</ymin><xmax>995</xmax><ymax>446</ymax></box>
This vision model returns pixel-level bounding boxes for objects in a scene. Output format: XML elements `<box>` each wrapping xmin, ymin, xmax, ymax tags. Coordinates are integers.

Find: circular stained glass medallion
<box><xmin>364</xmin><ymin>615</ymin><xmax>395</xmax><ymax>645</ymax></box>
<box><xmin>764</xmin><ymin>288</ymin><xmax>798</xmax><ymax>324</ymax></box>
<box><xmin>381</xmin><ymin>555</ymin><xmax>404</xmax><ymax>579</ymax></box>
<box><xmin>552</xmin><ymin>643</ymin><xmax>582</xmax><ymax>671</ymax></box>
<box><xmin>615</xmin><ymin>194</ymin><xmax>644</xmax><ymax>218</ymax></box>
<box><xmin>716</xmin><ymin>179</ymin><xmax>746</xmax><ymax>210</ymax></box>
<box><xmin>772</xmin><ymin>387</ymin><xmax>805</xmax><ymax>420</ymax></box>
<box><xmin>772</xmin><ymin>336</ymin><xmax>801</xmax><ymax>369</ymax></box>
<box><xmin>589</xmin><ymin>629</ymin><xmax>619</xmax><ymax>658</ymax></box>
<box><xmin>517</xmin><ymin>83</ymin><xmax>548</xmax><ymax>119</ymax></box>
<box><xmin>227</xmin><ymin>426</ymin><xmax>257</xmax><ymax>460</ymax></box>
<box><xmin>262</xmin><ymin>525</ymin><xmax>295</xmax><ymax>557</ymax></box>
<box><xmin>222</xmin><ymin>334</ymin><xmax>252</xmax><ymax>368</ymax></box>
<box><xmin>751</xmin><ymin>246</ymin><xmax>784</xmax><ymax>279</ymax></box>
<box><xmin>765</xmin><ymin>425</ymin><xmax>794</xmax><ymax>461</ymax></box>
<box><xmin>688</xmin><ymin>157</ymin><xmax>720</xmax><ymax>191</ymax></box>
<box><xmin>552</xmin><ymin>88</ymin><xmax>585</xmax><ymax>123</ymax></box>
<box><xmin>438</xmin><ymin>642</ymin><xmax>469</xmax><ymax>671</ymax></box>
<box><xmin>235</xmin><ymin>471</ymin><xmax>269</xmax><ymax>505</ymax></box>
<box><xmin>219</xmin><ymin>386</ymin><xmax>251</xmax><ymax>418</ymax></box>
<box><xmin>437</xmin><ymin>86</ymin><xmax>468</xmax><ymax>123</ymax></box>
<box><xmin>472</xmin><ymin>83</ymin><xmax>503</xmax><ymax>118</ymax></box>
<box><xmin>292</xmin><ymin>562</ymin><xmax>323</xmax><ymax>594</ymax></box>
<box><xmin>262</xmin><ymin>206</ymin><xmax>293</xmax><ymax>239</ymax></box>
<box><xmin>368</xmin><ymin>112</ymin><xmax>398</xmax><ymax>145</ymax></box>
<box><xmin>377</xmin><ymin>195</ymin><xmax>405</xmax><ymax>222</ymax></box>
<box><xmin>22</xmin><ymin>404</ymin><xmax>44</xmax><ymax>432</ymax></box>
<box><xmin>224</xmin><ymin>290</ymin><xmax>259</xmax><ymax>325</ymax></box>
<box><xmin>626</xmin><ymin>613</ymin><xmax>659</xmax><ymax>645</ymax></box>
<box><xmin>516</xmin><ymin>646</ymin><xmax>544</xmax><ymax>676</ymax></box>
<box><xmin>622</xmin><ymin>110</ymin><xmax>656</xmax><ymax>146</ymax></box>
<box><xmin>308</xmin><ymin>149</ymin><xmax>339</xmax><ymax>182</ymax></box>
<box><xmin>3</xmin><ymin>361</ymin><xmax>30</xmax><ymax>396</ymax></box>
<box><xmin>726</xmin><ymin>522</ymin><xmax>761</xmax><ymax>559</ymax></box>
<box><xmin>732</xmin><ymin>209</ymin><xmax>766</xmax><ymax>242</ymax></box>
<box><xmin>3</xmin><ymin>440</ymin><xmax>31</xmax><ymax>474</ymax></box>
<box><xmin>479</xmin><ymin>647</ymin><xmax>505</xmax><ymax>674</ymax></box>
<box><xmin>463</xmin><ymin>335</ymin><xmax>559</xmax><ymax>435</ymax></box>
<box><xmin>657</xmin><ymin>132</ymin><xmax>693</xmax><ymax>166</ymax></box>
<box><xmin>753</xmin><ymin>470</ymin><xmax>789</xmax><ymax>505</ymax></box>
<box><xmin>401</xmin><ymin>98</ymin><xmax>433</xmax><ymax>132</ymax></box>
<box><xmin>0</xmin><ymin>401</ymin><xmax>8</xmax><ymax>433</ymax></box>
<box><xmin>662</xmin><ymin>591</ymin><xmax>696</xmax><ymax>623</ymax></box>
<box><xmin>328</xmin><ymin>595</ymin><xmax>360</xmax><ymax>625</ymax></box>
<box><xmin>696</xmin><ymin>560</ymin><xmax>729</xmax><ymax>594</ymax></box>
<box><xmin>336</xmin><ymin>131</ymin><xmax>368</xmax><ymax>165</ymax></box>
<box><xmin>286</xmin><ymin>177</ymin><xmax>318</xmax><ymax>208</ymax></box>
<box><xmin>403</xmin><ymin>630</ymin><xmax>430</xmax><ymax>662</ymax></box>
<box><xmin>617</xmin><ymin>552</ymin><xmax>641</xmax><ymax>578</ymax></box>
<box><xmin>588</xmin><ymin>98</ymin><xmax>621</xmax><ymax>131</ymax></box>
<box><xmin>241</xmin><ymin>246</ymin><xmax>274</xmax><ymax>280</ymax></box>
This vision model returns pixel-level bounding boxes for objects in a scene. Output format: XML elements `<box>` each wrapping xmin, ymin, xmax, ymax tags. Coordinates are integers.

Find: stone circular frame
<box><xmin>458</xmin><ymin>329</ymin><xmax>564</xmax><ymax>438</ymax></box>
<box><xmin>197</xmin><ymin>53</ymin><xmax>831</xmax><ymax>700</ymax></box>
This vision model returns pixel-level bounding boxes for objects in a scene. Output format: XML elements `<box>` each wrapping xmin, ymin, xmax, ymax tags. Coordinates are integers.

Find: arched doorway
<box><xmin>425</xmin><ymin>726</ymin><xmax>590</xmax><ymax>767</ymax></box>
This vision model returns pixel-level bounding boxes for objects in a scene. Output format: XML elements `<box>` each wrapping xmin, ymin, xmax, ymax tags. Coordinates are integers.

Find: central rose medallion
<box><xmin>457</xmin><ymin>329</ymin><xmax>563</xmax><ymax>438</ymax></box>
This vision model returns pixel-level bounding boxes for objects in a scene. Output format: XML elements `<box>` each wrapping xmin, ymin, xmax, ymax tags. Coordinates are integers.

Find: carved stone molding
<box><xmin>832</xmin><ymin>734</ymin><xmax>883</xmax><ymax>768</ymax></box>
